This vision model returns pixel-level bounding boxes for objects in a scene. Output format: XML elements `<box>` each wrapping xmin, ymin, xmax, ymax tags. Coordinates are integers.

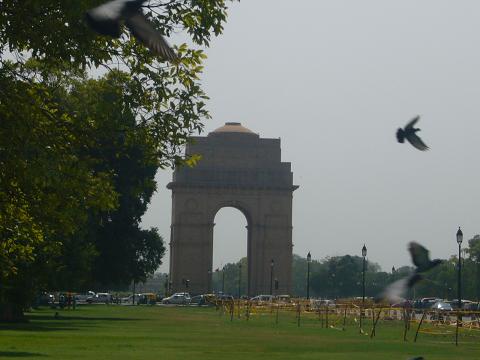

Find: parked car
<box><xmin>430</xmin><ymin>301</ymin><xmax>453</xmax><ymax>320</ymax></box>
<box><xmin>431</xmin><ymin>301</ymin><xmax>453</xmax><ymax>312</ymax></box>
<box><xmin>312</xmin><ymin>299</ymin><xmax>336</xmax><ymax>308</ymax></box>
<box><xmin>275</xmin><ymin>295</ymin><xmax>292</xmax><ymax>304</ymax></box>
<box><xmin>250</xmin><ymin>295</ymin><xmax>274</xmax><ymax>304</ymax></box>
<box><xmin>191</xmin><ymin>294</ymin><xmax>214</xmax><ymax>306</ymax></box>
<box><xmin>463</xmin><ymin>301</ymin><xmax>480</xmax><ymax>312</ymax></box>
<box><xmin>75</xmin><ymin>291</ymin><xmax>96</xmax><ymax>303</ymax></box>
<box><xmin>217</xmin><ymin>294</ymin><xmax>234</xmax><ymax>301</ymax></box>
<box><xmin>414</xmin><ymin>297</ymin><xmax>441</xmax><ymax>311</ymax></box>
<box><xmin>87</xmin><ymin>292</ymin><xmax>113</xmax><ymax>304</ymax></box>
<box><xmin>162</xmin><ymin>292</ymin><xmax>191</xmax><ymax>305</ymax></box>
<box><xmin>450</xmin><ymin>299</ymin><xmax>474</xmax><ymax>310</ymax></box>
<box><xmin>121</xmin><ymin>294</ymin><xmax>142</xmax><ymax>304</ymax></box>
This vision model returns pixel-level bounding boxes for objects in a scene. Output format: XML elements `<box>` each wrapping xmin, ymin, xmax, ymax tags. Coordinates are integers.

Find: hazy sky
<box><xmin>142</xmin><ymin>0</ymin><xmax>480</xmax><ymax>273</ymax></box>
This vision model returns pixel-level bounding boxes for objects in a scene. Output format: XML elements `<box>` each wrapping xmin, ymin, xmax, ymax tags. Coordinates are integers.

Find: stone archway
<box><xmin>167</xmin><ymin>123</ymin><xmax>298</xmax><ymax>296</ymax></box>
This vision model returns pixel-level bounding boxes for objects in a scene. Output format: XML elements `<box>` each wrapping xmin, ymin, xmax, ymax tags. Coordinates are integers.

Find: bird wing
<box><xmin>375</xmin><ymin>277</ymin><xmax>409</xmax><ymax>304</ymax></box>
<box><xmin>406</xmin><ymin>132</ymin><xmax>429</xmax><ymax>151</ymax></box>
<box><xmin>375</xmin><ymin>273</ymin><xmax>421</xmax><ymax>304</ymax></box>
<box><xmin>409</xmin><ymin>242</ymin><xmax>430</xmax><ymax>269</ymax></box>
<box><xmin>125</xmin><ymin>13</ymin><xmax>178</xmax><ymax>61</ymax></box>
<box><xmin>87</xmin><ymin>0</ymin><xmax>129</xmax><ymax>21</ymax></box>
<box><xmin>405</xmin><ymin>115</ymin><xmax>420</xmax><ymax>130</ymax></box>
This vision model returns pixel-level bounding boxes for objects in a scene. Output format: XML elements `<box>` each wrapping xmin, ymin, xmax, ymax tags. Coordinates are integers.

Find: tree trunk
<box><xmin>0</xmin><ymin>303</ymin><xmax>26</xmax><ymax>322</ymax></box>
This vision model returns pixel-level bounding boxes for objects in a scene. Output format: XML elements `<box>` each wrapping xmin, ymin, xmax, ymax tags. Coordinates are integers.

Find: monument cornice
<box><xmin>167</xmin><ymin>182</ymin><xmax>299</xmax><ymax>192</ymax></box>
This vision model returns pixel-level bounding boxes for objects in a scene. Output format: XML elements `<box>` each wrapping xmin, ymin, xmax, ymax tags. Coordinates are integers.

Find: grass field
<box><xmin>1</xmin><ymin>305</ymin><xmax>479</xmax><ymax>359</ymax></box>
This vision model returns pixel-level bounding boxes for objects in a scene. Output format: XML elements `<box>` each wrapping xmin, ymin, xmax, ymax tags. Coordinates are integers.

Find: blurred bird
<box><xmin>376</xmin><ymin>242</ymin><xmax>442</xmax><ymax>303</ymax></box>
<box><xmin>396</xmin><ymin>116</ymin><xmax>429</xmax><ymax>151</ymax></box>
<box><xmin>408</xmin><ymin>357</ymin><xmax>425</xmax><ymax>360</ymax></box>
<box><xmin>86</xmin><ymin>0</ymin><xmax>178</xmax><ymax>61</ymax></box>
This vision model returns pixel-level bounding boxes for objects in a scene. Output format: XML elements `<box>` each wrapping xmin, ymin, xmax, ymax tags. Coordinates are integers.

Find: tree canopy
<box><xmin>0</xmin><ymin>0</ymin><xmax>236</xmax><ymax>319</ymax></box>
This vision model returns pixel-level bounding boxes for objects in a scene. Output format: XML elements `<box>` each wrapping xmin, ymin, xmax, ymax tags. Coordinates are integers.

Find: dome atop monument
<box><xmin>211</xmin><ymin>122</ymin><xmax>255</xmax><ymax>135</ymax></box>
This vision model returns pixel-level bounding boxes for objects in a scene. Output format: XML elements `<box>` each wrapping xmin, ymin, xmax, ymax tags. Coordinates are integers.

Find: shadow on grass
<box><xmin>0</xmin><ymin>312</ymin><xmax>144</xmax><ymax>332</ymax></box>
<box><xmin>27</xmin><ymin>314</ymin><xmax>143</xmax><ymax>322</ymax></box>
<box><xmin>0</xmin><ymin>322</ymin><xmax>79</xmax><ymax>332</ymax></box>
<box><xmin>0</xmin><ymin>351</ymin><xmax>47</xmax><ymax>357</ymax></box>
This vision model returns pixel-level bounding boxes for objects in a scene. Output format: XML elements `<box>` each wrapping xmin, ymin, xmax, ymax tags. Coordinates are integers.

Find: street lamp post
<box><xmin>456</xmin><ymin>226</ymin><xmax>463</xmax><ymax>345</ymax></box>
<box><xmin>307</xmin><ymin>251</ymin><xmax>312</xmax><ymax>299</ymax></box>
<box><xmin>238</xmin><ymin>263</ymin><xmax>242</xmax><ymax>299</ymax></box>
<box><xmin>362</xmin><ymin>245</ymin><xmax>367</xmax><ymax>306</ymax></box>
<box><xmin>457</xmin><ymin>227</ymin><xmax>463</xmax><ymax>310</ymax></box>
<box><xmin>270</xmin><ymin>259</ymin><xmax>274</xmax><ymax>295</ymax></box>
<box><xmin>361</xmin><ymin>244</ymin><xmax>367</xmax><ymax>333</ymax></box>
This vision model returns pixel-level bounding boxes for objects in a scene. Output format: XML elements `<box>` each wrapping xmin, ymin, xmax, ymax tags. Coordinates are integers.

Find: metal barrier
<box><xmin>210</xmin><ymin>298</ymin><xmax>480</xmax><ymax>345</ymax></box>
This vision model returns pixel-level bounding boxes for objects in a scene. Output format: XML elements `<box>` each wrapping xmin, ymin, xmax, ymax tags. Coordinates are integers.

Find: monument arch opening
<box><xmin>168</xmin><ymin>122</ymin><xmax>298</xmax><ymax>296</ymax></box>
<box><xmin>212</xmin><ymin>206</ymin><xmax>248</xmax><ymax>295</ymax></box>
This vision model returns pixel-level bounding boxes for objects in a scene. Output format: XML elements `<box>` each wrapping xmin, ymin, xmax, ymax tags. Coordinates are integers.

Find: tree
<box><xmin>0</xmin><ymin>0</ymin><xmax>236</xmax><ymax>320</ymax></box>
<box><xmin>308</xmin><ymin>255</ymin><xmax>383</xmax><ymax>299</ymax></box>
<box><xmin>467</xmin><ymin>235</ymin><xmax>480</xmax><ymax>300</ymax></box>
<box><xmin>212</xmin><ymin>258</ymin><xmax>247</xmax><ymax>296</ymax></box>
<box><xmin>53</xmin><ymin>70</ymin><xmax>167</xmax><ymax>290</ymax></box>
<box><xmin>0</xmin><ymin>60</ymin><xmax>120</xmax><ymax>319</ymax></box>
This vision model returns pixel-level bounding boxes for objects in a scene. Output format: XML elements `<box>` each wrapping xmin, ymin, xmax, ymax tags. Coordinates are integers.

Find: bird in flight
<box><xmin>396</xmin><ymin>116</ymin><xmax>429</xmax><ymax>151</ymax></box>
<box><xmin>376</xmin><ymin>242</ymin><xmax>442</xmax><ymax>304</ymax></box>
<box><xmin>86</xmin><ymin>0</ymin><xmax>178</xmax><ymax>61</ymax></box>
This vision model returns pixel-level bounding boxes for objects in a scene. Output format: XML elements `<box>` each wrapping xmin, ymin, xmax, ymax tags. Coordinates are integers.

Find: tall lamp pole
<box><xmin>307</xmin><ymin>251</ymin><xmax>312</xmax><ymax>299</ymax></box>
<box><xmin>457</xmin><ymin>227</ymin><xmax>463</xmax><ymax>310</ymax></box>
<box><xmin>362</xmin><ymin>244</ymin><xmax>367</xmax><ymax>306</ymax></box>
<box><xmin>360</xmin><ymin>244</ymin><xmax>367</xmax><ymax>333</ymax></box>
<box><xmin>238</xmin><ymin>263</ymin><xmax>242</xmax><ymax>299</ymax></box>
<box><xmin>270</xmin><ymin>259</ymin><xmax>274</xmax><ymax>295</ymax></box>
<box><xmin>456</xmin><ymin>226</ymin><xmax>463</xmax><ymax>346</ymax></box>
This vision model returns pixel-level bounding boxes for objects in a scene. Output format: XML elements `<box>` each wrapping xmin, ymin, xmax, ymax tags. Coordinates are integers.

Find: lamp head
<box><xmin>362</xmin><ymin>244</ymin><xmax>367</xmax><ymax>257</ymax></box>
<box><xmin>456</xmin><ymin>227</ymin><xmax>463</xmax><ymax>245</ymax></box>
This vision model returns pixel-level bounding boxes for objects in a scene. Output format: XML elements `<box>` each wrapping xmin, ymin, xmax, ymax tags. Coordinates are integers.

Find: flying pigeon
<box><xmin>86</xmin><ymin>0</ymin><xmax>178</xmax><ymax>61</ymax></box>
<box><xmin>376</xmin><ymin>242</ymin><xmax>442</xmax><ymax>303</ymax></box>
<box><xmin>396</xmin><ymin>116</ymin><xmax>429</xmax><ymax>151</ymax></box>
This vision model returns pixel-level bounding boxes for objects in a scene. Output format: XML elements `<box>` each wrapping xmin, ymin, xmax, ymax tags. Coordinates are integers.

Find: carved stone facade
<box><xmin>168</xmin><ymin>122</ymin><xmax>298</xmax><ymax>296</ymax></box>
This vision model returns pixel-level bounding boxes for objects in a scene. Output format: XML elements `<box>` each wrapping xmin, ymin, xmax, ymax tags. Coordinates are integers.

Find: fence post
<box><xmin>414</xmin><ymin>311</ymin><xmax>426</xmax><ymax>343</ymax></box>
<box><xmin>297</xmin><ymin>302</ymin><xmax>301</xmax><ymax>327</ymax></box>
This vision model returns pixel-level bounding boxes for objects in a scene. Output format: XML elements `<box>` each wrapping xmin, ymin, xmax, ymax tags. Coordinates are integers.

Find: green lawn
<box><xmin>0</xmin><ymin>305</ymin><xmax>479</xmax><ymax>359</ymax></box>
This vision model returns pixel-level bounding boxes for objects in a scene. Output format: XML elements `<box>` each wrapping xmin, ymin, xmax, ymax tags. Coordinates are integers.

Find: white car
<box><xmin>162</xmin><ymin>293</ymin><xmax>191</xmax><ymax>305</ymax></box>
<box><xmin>87</xmin><ymin>292</ymin><xmax>113</xmax><ymax>304</ymax></box>
<box><xmin>121</xmin><ymin>294</ymin><xmax>142</xmax><ymax>304</ymax></box>
<box><xmin>250</xmin><ymin>295</ymin><xmax>274</xmax><ymax>304</ymax></box>
<box><xmin>75</xmin><ymin>291</ymin><xmax>96</xmax><ymax>303</ymax></box>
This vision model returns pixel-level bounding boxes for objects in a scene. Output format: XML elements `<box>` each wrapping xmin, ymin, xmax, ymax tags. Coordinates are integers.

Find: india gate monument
<box><xmin>168</xmin><ymin>122</ymin><xmax>298</xmax><ymax>296</ymax></box>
